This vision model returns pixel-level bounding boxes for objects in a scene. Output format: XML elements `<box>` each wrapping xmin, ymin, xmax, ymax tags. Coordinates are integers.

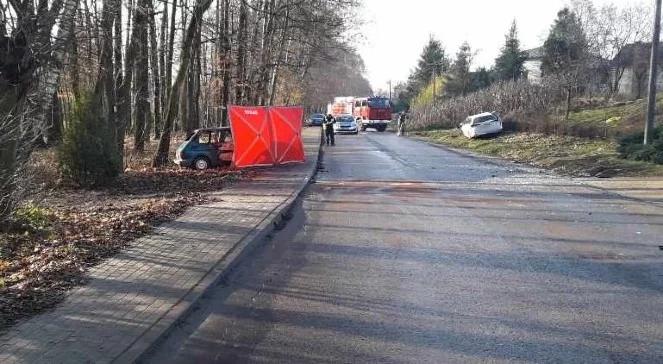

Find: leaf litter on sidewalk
<box><xmin>0</xmin><ymin>161</ymin><xmax>254</xmax><ymax>332</ymax></box>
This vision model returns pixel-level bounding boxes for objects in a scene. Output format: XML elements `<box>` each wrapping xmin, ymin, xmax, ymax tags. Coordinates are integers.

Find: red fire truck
<box><xmin>352</xmin><ymin>96</ymin><xmax>392</xmax><ymax>132</ymax></box>
<box><xmin>327</xmin><ymin>96</ymin><xmax>392</xmax><ymax>132</ymax></box>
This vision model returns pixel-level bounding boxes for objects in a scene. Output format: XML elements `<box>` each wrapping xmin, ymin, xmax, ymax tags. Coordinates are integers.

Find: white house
<box><xmin>613</xmin><ymin>42</ymin><xmax>663</xmax><ymax>99</ymax></box>
<box><xmin>523</xmin><ymin>47</ymin><xmax>544</xmax><ymax>84</ymax></box>
<box><xmin>522</xmin><ymin>46</ymin><xmax>609</xmax><ymax>94</ymax></box>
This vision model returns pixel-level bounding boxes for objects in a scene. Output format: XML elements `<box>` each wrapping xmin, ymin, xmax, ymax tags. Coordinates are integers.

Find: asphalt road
<box><xmin>145</xmin><ymin>131</ymin><xmax>663</xmax><ymax>363</ymax></box>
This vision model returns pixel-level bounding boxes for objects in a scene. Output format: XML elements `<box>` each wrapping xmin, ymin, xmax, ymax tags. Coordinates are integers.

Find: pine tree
<box><xmin>59</xmin><ymin>94</ymin><xmax>122</xmax><ymax>187</ymax></box>
<box><xmin>470</xmin><ymin>67</ymin><xmax>493</xmax><ymax>92</ymax></box>
<box><xmin>541</xmin><ymin>8</ymin><xmax>588</xmax><ymax>75</ymax></box>
<box><xmin>447</xmin><ymin>41</ymin><xmax>473</xmax><ymax>96</ymax></box>
<box><xmin>406</xmin><ymin>36</ymin><xmax>450</xmax><ymax>99</ymax></box>
<box><xmin>494</xmin><ymin>20</ymin><xmax>526</xmax><ymax>81</ymax></box>
<box><xmin>541</xmin><ymin>7</ymin><xmax>589</xmax><ymax>118</ymax></box>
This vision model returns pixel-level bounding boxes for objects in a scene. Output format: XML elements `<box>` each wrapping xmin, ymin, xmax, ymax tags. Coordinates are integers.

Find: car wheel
<box><xmin>377</xmin><ymin>125</ymin><xmax>386</xmax><ymax>132</ymax></box>
<box><xmin>193</xmin><ymin>157</ymin><xmax>210</xmax><ymax>170</ymax></box>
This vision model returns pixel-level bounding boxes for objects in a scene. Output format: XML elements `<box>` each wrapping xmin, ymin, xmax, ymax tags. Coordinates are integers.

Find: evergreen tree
<box><xmin>405</xmin><ymin>36</ymin><xmax>450</xmax><ymax>99</ymax></box>
<box><xmin>447</xmin><ymin>41</ymin><xmax>474</xmax><ymax>96</ymax></box>
<box><xmin>541</xmin><ymin>8</ymin><xmax>588</xmax><ymax>75</ymax></box>
<box><xmin>494</xmin><ymin>20</ymin><xmax>526</xmax><ymax>81</ymax></box>
<box><xmin>542</xmin><ymin>8</ymin><xmax>589</xmax><ymax>118</ymax></box>
<box><xmin>470</xmin><ymin>67</ymin><xmax>494</xmax><ymax>92</ymax></box>
<box><xmin>59</xmin><ymin>93</ymin><xmax>122</xmax><ymax>187</ymax></box>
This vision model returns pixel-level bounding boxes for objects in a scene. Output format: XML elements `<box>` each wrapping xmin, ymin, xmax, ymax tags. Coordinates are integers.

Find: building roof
<box><xmin>523</xmin><ymin>45</ymin><xmax>606</xmax><ymax>69</ymax></box>
<box><xmin>523</xmin><ymin>46</ymin><xmax>545</xmax><ymax>60</ymax></box>
<box><xmin>613</xmin><ymin>42</ymin><xmax>663</xmax><ymax>67</ymax></box>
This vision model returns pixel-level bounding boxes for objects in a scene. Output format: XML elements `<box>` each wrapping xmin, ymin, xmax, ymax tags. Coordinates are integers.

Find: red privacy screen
<box><xmin>270</xmin><ymin>107</ymin><xmax>305</xmax><ymax>165</ymax></box>
<box><xmin>228</xmin><ymin>106</ymin><xmax>275</xmax><ymax>168</ymax></box>
<box><xmin>228</xmin><ymin>105</ymin><xmax>305</xmax><ymax>168</ymax></box>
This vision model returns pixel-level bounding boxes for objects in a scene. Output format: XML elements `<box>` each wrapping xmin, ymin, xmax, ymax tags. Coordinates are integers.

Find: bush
<box><xmin>409</xmin><ymin>77</ymin><xmax>567</xmax><ymax>131</ymax></box>
<box><xmin>617</xmin><ymin>128</ymin><xmax>663</xmax><ymax>164</ymax></box>
<box><xmin>59</xmin><ymin>94</ymin><xmax>121</xmax><ymax>187</ymax></box>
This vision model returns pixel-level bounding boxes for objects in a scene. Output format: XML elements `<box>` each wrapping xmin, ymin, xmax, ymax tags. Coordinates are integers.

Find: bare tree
<box><xmin>235</xmin><ymin>0</ymin><xmax>249</xmax><ymax>104</ymax></box>
<box><xmin>0</xmin><ymin>0</ymin><xmax>77</xmax><ymax>220</ymax></box>
<box><xmin>131</xmin><ymin>0</ymin><xmax>151</xmax><ymax>151</ymax></box>
<box><xmin>149</xmin><ymin>0</ymin><xmax>163</xmax><ymax>139</ymax></box>
<box><xmin>153</xmin><ymin>0</ymin><xmax>214</xmax><ymax>167</ymax></box>
<box><xmin>571</xmin><ymin>0</ymin><xmax>652</xmax><ymax>95</ymax></box>
<box><xmin>1</xmin><ymin>0</ymin><xmax>366</xmax><ymax>197</ymax></box>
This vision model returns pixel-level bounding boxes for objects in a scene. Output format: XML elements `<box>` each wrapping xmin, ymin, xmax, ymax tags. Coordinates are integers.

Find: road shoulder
<box><xmin>409</xmin><ymin>133</ymin><xmax>663</xmax><ymax>206</ymax></box>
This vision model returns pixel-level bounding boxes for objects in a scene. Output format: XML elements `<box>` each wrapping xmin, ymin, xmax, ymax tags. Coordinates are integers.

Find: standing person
<box><xmin>397</xmin><ymin>112</ymin><xmax>408</xmax><ymax>136</ymax></box>
<box><xmin>324</xmin><ymin>114</ymin><xmax>336</xmax><ymax>146</ymax></box>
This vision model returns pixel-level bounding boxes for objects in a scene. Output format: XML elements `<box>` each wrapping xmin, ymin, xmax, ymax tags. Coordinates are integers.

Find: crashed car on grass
<box><xmin>460</xmin><ymin>112</ymin><xmax>503</xmax><ymax>138</ymax></box>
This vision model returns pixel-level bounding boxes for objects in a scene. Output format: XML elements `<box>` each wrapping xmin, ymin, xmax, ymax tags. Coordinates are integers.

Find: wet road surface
<box><xmin>145</xmin><ymin>131</ymin><xmax>663</xmax><ymax>363</ymax></box>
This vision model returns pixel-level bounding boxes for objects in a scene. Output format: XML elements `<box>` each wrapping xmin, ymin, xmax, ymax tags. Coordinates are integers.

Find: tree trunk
<box><xmin>153</xmin><ymin>0</ymin><xmax>214</xmax><ymax>167</ymax></box>
<box><xmin>149</xmin><ymin>0</ymin><xmax>163</xmax><ymax>140</ymax></box>
<box><xmin>257</xmin><ymin>0</ymin><xmax>275</xmax><ymax>105</ymax></box>
<box><xmin>166</xmin><ymin>0</ymin><xmax>178</xmax><ymax>99</ymax></box>
<box><xmin>46</xmin><ymin>90</ymin><xmax>63</xmax><ymax>144</ymax></box>
<box><xmin>0</xmin><ymin>0</ymin><xmax>77</xmax><ymax>219</ymax></box>
<box><xmin>565</xmin><ymin>87</ymin><xmax>572</xmax><ymax>120</ymax></box>
<box><xmin>269</xmin><ymin>1</ymin><xmax>290</xmax><ymax>106</ymax></box>
<box><xmin>247</xmin><ymin>0</ymin><xmax>264</xmax><ymax>104</ymax></box>
<box><xmin>133</xmin><ymin>0</ymin><xmax>150</xmax><ymax>152</ymax></box>
<box><xmin>118</xmin><ymin>0</ymin><xmax>142</xmax><ymax>155</ymax></box>
<box><xmin>94</xmin><ymin>0</ymin><xmax>119</xmax><ymax>138</ymax></box>
<box><xmin>113</xmin><ymin>0</ymin><xmax>123</xmax><ymax>123</ymax></box>
<box><xmin>184</xmin><ymin>25</ymin><xmax>201</xmax><ymax>137</ymax></box>
<box><xmin>235</xmin><ymin>0</ymin><xmax>248</xmax><ymax>105</ymax></box>
<box><xmin>220</xmin><ymin>0</ymin><xmax>231</xmax><ymax>125</ymax></box>
<box><xmin>159</xmin><ymin>0</ymin><xmax>168</xmax><ymax>111</ymax></box>
<box><xmin>34</xmin><ymin>0</ymin><xmax>78</xmax><ymax>134</ymax></box>
<box><xmin>70</xmin><ymin>25</ymin><xmax>81</xmax><ymax>100</ymax></box>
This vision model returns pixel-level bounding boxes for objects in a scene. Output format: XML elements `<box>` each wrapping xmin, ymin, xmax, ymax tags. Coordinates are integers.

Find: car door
<box><xmin>218</xmin><ymin>130</ymin><xmax>234</xmax><ymax>164</ymax></box>
<box><xmin>192</xmin><ymin>131</ymin><xmax>218</xmax><ymax>166</ymax></box>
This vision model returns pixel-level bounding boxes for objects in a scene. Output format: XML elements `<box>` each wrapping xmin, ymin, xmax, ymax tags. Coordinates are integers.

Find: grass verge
<box><xmin>412</xmin><ymin>129</ymin><xmax>663</xmax><ymax>178</ymax></box>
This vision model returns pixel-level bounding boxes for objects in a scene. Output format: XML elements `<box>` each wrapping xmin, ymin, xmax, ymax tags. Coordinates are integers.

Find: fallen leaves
<box><xmin>0</xmin><ymin>166</ymin><xmax>251</xmax><ymax>331</ymax></box>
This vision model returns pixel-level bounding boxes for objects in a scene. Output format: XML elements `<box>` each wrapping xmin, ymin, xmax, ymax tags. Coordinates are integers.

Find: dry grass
<box><xmin>413</xmin><ymin>129</ymin><xmax>663</xmax><ymax>178</ymax></box>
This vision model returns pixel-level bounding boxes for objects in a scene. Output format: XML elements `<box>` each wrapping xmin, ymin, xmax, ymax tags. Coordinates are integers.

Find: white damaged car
<box><xmin>460</xmin><ymin>112</ymin><xmax>503</xmax><ymax>138</ymax></box>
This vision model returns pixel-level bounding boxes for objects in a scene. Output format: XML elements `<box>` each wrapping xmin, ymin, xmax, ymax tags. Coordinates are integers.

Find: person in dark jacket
<box><xmin>397</xmin><ymin>112</ymin><xmax>407</xmax><ymax>136</ymax></box>
<box><xmin>323</xmin><ymin>114</ymin><xmax>336</xmax><ymax>146</ymax></box>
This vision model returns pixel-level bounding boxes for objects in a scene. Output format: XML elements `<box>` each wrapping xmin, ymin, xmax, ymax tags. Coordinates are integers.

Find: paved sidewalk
<box><xmin>581</xmin><ymin>177</ymin><xmax>663</xmax><ymax>206</ymax></box>
<box><xmin>0</xmin><ymin>128</ymin><xmax>321</xmax><ymax>363</ymax></box>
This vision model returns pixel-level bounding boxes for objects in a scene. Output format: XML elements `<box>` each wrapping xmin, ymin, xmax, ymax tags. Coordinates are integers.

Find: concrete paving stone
<box><xmin>0</xmin><ymin>127</ymin><xmax>320</xmax><ymax>362</ymax></box>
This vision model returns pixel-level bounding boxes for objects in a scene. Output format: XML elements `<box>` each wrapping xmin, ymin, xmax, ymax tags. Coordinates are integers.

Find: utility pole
<box><xmin>645</xmin><ymin>0</ymin><xmax>662</xmax><ymax>145</ymax></box>
<box><xmin>388</xmin><ymin>80</ymin><xmax>392</xmax><ymax>100</ymax></box>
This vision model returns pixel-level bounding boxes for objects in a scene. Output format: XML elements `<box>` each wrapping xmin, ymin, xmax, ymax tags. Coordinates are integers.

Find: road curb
<box><xmin>114</xmin><ymin>129</ymin><xmax>323</xmax><ymax>363</ymax></box>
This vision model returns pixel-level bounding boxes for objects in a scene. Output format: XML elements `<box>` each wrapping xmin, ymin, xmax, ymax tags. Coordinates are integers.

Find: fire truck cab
<box><xmin>353</xmin><ymin>96</ymin><xmax>392</xmax><ymax>132</ymax></box>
